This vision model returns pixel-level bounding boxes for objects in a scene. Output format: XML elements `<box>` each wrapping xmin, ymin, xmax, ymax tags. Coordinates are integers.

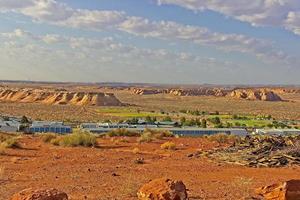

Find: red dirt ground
<box><xmin>1</xmin><ymin>136</ymin><xmax>300</xmax><ymax>200</ymax></box>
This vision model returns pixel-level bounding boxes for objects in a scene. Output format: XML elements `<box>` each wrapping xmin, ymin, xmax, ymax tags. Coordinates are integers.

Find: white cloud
<box><xmin>0</xmin><ymin>0</ymin><xmax>297</xmax><ymax>66</ymax></box>
<box><xmin>1</xmin><ymin>29</ymin><xmax>244</xmax><ymax>83</ymax></box>
<box><xmin>157</xmin><ymin>0</ymin><xmax>300</xmax><ymax>35</ymax></box>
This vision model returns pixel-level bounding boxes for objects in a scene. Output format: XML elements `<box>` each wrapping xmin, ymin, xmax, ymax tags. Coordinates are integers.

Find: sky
<box><xmin>0</xmin><ymin>0</ymin><xmax>300</xmax><ymax>84</ymax></box>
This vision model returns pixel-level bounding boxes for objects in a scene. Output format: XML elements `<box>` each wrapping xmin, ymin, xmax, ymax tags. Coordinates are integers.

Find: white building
<box><xmin>0</xmin><ymin>120</ymin><xmax>21</xmax><ymax>132</ymax></box>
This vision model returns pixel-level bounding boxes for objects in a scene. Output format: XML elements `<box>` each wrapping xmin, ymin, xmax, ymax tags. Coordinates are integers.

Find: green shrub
<box><xmin>161</xmin><ymin>141</ymin><xmax>176</xmax><ymax>150</ymax></box>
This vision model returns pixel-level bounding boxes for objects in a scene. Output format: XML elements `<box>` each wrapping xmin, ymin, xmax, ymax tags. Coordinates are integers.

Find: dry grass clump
<box><xmin>137</xmin><ymin>129</ymin><xmax>173</xmax><ymax>143</ymax></box>
<box><xmin>42</xmin><ymin>131</ymin><xmax>97</xmax><ymax>147</ymax></box>
<box><xmin>0</xmin><ymin>166</ymin><xmax>5</xmax><ymax>180</ymax></box>
<box><xmin>107</xmin><ymin>128</ymin><xmax>140</xmax><ymax>137</ymax></box>
<box><xmin>0</xmin><ymin>145</ymin><xmax>5</xmax><ymax>155</ymax></box>
<box><xmin>206</xmin><ymin>133</ymin><xmax>242</xmax><ymax>144</ymax></box>
<box><xmin>161</xmin><ymin>141</ymin><xmax>176</xmax><ymax>150</ymax></box>
<box><xmin>41</xmin><ymin>133</ymin><xmax>58</xmax><ymax>143</ymax></box>
<box><xmin>0</xmin><ymin>133</ymin><xmax>20</xmax><ymax>149</ymax></box>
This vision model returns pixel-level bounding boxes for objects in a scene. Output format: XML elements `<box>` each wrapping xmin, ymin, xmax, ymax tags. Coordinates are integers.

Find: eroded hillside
<box><xmin>0</xmin><ymin>88</ymin><xmax>123</xmax><ymax>106</ymax></box>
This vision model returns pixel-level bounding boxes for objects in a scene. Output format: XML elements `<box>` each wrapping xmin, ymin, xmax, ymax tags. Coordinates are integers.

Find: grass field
<box><xmin>96</xmin><ymin>108</ymin><xmax>165</xmax><ymax>118</ymax></box>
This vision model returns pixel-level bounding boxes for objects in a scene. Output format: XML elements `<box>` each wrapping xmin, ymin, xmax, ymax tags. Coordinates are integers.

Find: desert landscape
<box><xmin>1</xmin><ymin>1</ymin><xmax>300</xmax><ymax>199</ymax></box>
<box><xmin>1</xmin><ymin>82</ymin><xmax>300</xmax><ymax>199</ymax></box>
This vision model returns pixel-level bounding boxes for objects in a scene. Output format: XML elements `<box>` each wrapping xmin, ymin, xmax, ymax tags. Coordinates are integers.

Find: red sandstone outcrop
<box><xmin>229</xmin><ymin>89</ymin><xmax>283</xmax><ymax>101</ymax></box>
<box><xmin>255</xmin><ymin>180</ymin><xmax>300</xmax><ymax>200</ymax></box>
<box><xmin>137</xmin><ymin>178</ymin><xmax>188</xmax><ymax>200</ymax></box>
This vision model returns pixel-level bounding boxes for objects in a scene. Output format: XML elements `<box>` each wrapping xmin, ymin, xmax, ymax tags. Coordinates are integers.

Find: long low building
<box><xmin>29</xmin><ymin>121</ymin><xmax>72</xmax><ymax>134</ymax></box>
<box><xmin>81</xmin><ymin>126</ymin><xmax>248</xmax><ymax>136</ymax></box>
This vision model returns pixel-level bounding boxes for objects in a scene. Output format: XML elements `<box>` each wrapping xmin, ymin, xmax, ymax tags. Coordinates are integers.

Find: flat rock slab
<box><xmin>11</xmin><ymin>188</ymin><xmax>68</xmax><ymax>200</ymax></box>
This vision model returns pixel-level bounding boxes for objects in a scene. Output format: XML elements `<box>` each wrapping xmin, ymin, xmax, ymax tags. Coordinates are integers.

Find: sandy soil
<box><xmin>1</xmin><ymin>136</ymin><xmax>300</xmax><ymax>200</ymax></box>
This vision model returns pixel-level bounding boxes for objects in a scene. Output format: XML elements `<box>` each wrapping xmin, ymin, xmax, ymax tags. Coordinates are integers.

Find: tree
<box><xmin>162</xmin><ymin>116</ymin><xmax>172</xmax><ymax>122</ymax></box>
<box><xmin>180</xmin><ymin>117</ymin><xmax>186</xmax><ymax>125</ymax></box>
<box><xmin>201</xmin><ymin>119</ymin><xmax>207</xmax><ymax>128</ymax></box>
<box><xmin>21</xmin><ymin>115</ymin><xmax>30</xmax><ymax>124</ymax></box>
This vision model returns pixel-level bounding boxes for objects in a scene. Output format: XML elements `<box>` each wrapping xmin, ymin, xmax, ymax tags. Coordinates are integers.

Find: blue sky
<box><xmin>0</xmin><ymin>0</ymin><xmax>299</xmax><ymax>84</ymax></box>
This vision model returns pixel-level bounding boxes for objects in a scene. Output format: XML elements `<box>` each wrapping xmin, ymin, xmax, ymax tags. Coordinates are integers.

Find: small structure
<box><xmin>0</xmin><ymin>120</ymin><xmax>21</xmax><ymax>132</ymax></box>
<box><xmin>29</xmin><ymin>121</ymin><xmax>72</xmax><ymax>134</ymax></box>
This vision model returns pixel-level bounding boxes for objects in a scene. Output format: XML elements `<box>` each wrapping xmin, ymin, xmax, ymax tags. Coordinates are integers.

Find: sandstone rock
<box><xmin>0</xmin><ymin>88</ymin><xmax>123</xmax><ymax>106</ymax></box>
<box><xmin>255</xmin><ymin>180</ymin><xmax>300</xmax><ymax>200</ymax></box>
<box><xmin>229</xmin><ymin>89</ymin><xmax>283</xmax><ymax>101</ymax></box>
<box><xmin>11</xmin><ymin>188</ymin><xmax>68</xmax><ymax>200</ymax></box>
<box><xmin>137</xmin><ymin>178</ymin><xmax>188</xmax><ymax>200</ymax></box>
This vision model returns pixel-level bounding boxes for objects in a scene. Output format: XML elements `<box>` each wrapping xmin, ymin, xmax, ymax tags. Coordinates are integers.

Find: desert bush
<box><xmin>41</xmin><ymin>133</ymin><xmax>58</xmax><ymax>143</ymax></box>
<box><xmin>206</xmin><ymin>133</ymin><xmax>242</xmax><ymax>144</ymax></box>
<box><xmin>107</xmin><ymin>128</ymin><xmax>140</xmax><ymax>137</ymax></box>
<box><xmin>0</xmin><ymin>145</ymin><xmax>5</xmax><ymax>155</ymax></box>
<box><xmin>1</xmin><ymin>137</ymin><xmax>20</xmax><ymax>148</ymax></box>
<box><xmin>137</xmin><ymin>129</ymin><xmax>174</xmax><ymax>143</ymax></box>
<box><xmin>49</xmin><ymin>131</ymin><xmax>97</xmax><ymax>147</ymax></box>
<box><xmin>137</xmin><ymin>132</ymin><xmax>154</xmax><ymax>143</ymax></box>
<box><xmin>161</xmin><ymin>141</ymin><xmax>176</xmax><ymax>150</ymax></box>
<box><xmin>60</xmin><ymin>132</ymin><xmax>97</xmax><ymax>147</ymax></box>
<box><xmin>0</xmin><ymin>166</ymin><xmax>4</xmax><ymax>180</ymax></box>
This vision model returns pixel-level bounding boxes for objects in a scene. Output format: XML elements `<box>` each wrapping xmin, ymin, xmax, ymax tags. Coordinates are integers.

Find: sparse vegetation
<box><xmin>0</xmin><ymin>133</ymin><xmax>20</xmax><ymax>149</ymax></box>
<box><xmin>206</xmin><ymin>133</ymin><xmax>242</xmax><ymax>144</ymax></box>
<box><xmin>161</xmin><ymin>141</ymin><xmax>176</xmax><ymax>150</ymax></box>
<box><xmin>107</xmin><ymin>128</ymin><xmax>140</xmax><ymax>137</ymax></box>
<box><xmin>137</xmin><ymin>129</ymin><xmax>173</xmax><ymax>143</ymax></box>
<box><xmin>43</xmin><ymin>131</ymin><xmax>97</xmax><ymax>147</ymax></box>
<box><xmin>0</xmin><ymin>166</ymin><xmax>5</xmax><ymax>180</ymax></box>
<box><xmin>41</xmin><ymin>133</ymin><xmax>58</xmax><ymax>143</ymax></box>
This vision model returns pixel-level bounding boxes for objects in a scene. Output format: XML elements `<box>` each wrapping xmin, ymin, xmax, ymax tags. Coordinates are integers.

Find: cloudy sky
<box><xmin>0</xmin><ymin>0</ymin><xmax>299</xmax><ymax>84</ymax></box>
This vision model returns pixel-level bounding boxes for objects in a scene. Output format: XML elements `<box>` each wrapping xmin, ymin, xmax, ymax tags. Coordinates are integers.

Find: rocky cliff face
<box><xmin>229</xmin><ymin>89</ymin><xmax>283</xmax><ymax>101</ymax></box>
<box><xmin>168</xmin><ymin>88</ymin><xmax>228</xmax><ymax>97</ymax></box>
<box><xmin>0</xmin><ymin>89</ymin><xmax>123</xmax><ymax>106</ymax></box>
<box><xmin>129</xmin><ymin>86</ymin><xmax>284</xmax><ymax>101</ymax></box>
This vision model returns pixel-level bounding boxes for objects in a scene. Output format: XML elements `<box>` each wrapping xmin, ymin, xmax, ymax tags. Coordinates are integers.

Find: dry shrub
<box><xmin>1</xmin><ymin>137</ymin><xmax>20</xmax><ymax>148</ymax></box>
<box><xmin>137</xmin><ymin>129</ymin><xmax>173</xmax><ymax>143</ymax></box>
<box><xmin>161</xmin><ymin>141</ymin><xmax>176</xmax><ymax>150</ymax></box>
<box><xmin>49</xmin><ymin>131</ymin><xmax>97</xmax><ymax>147</ymax></box>
<box><xmin>41</xmin><ymin>133</ymin><xmax>57</xmax><ymax>143</ymax></box>
<box><xmin>0</xmin><ymin>133</ymin><xmax>21</xmax><ymax>149</ymax></box>
<box><xmin>0</xmin><ymin>166</ymin><xmax>4</xmax><ymax>180</ymax></box>
<box><xmin>137</xmin><ymin>132</ymin><xmax>154</xmax><ymax>143</ymax></box>
<box><xmin>207</xmin><ymin>133</ymin><xmax>242</xmax><ymax>144</ymax></box>
<box><xmin>107</xmin><ymin>128</ymin><xmax>140</xmax><ymax>137</ymax></box>
<box><xmin>0</xmin><ymin>145</ymin><xmax>5</xmax><ymax>155</ymax></box>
